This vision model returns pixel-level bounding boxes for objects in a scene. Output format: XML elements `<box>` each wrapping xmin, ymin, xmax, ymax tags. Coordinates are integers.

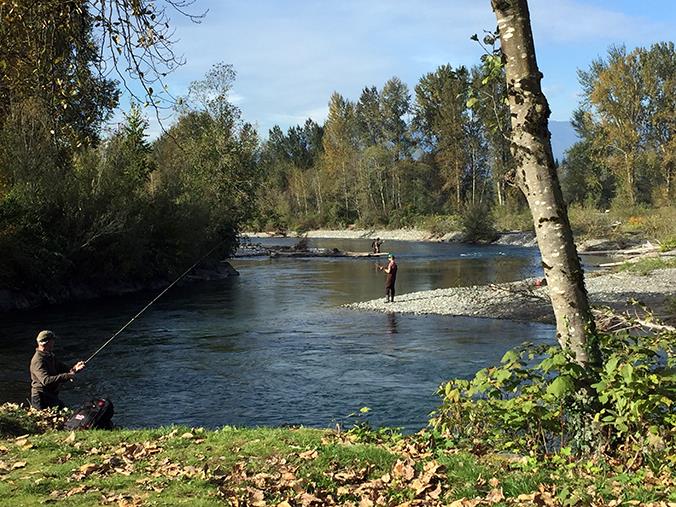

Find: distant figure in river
<box><xmin>30</xmin><ymin>330</ymin><xmax>86</xmax><ymax>409</ymax></box>
<box><xmin>371</xmin><ymin>237</ymin><xmax>383</xmax><ymax>254</ymax></box>
<box><xmin>378</xmin><ymin>253</ymin><xmax>398</xmax><ymax>303</ymax></box>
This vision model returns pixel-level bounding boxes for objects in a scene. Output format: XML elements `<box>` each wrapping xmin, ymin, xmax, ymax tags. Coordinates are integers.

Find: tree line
<box><xmin>255</xmin><ymin>40</ymin><xmax>674</xmax><ymax>234</ymax></box>
<box><xmin>0</xmin><ymin>0</ymin><xmax>673</xmax><ymax>297</ymax></box>
<box><xmin>0</xmin><ymin>1</ymin><xmax>257</xmax><ymax>295</ymax></box>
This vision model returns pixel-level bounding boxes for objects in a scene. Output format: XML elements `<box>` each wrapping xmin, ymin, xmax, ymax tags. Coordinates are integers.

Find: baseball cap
<box><xmin>388</xmin><ymin>253</ymin><xmax>394</xmax><ymax>259</ymax></box>
<box><xmin>36</xmin><ymin>330</ymin><xmax>56</xmax><ymax>345</ymax></box>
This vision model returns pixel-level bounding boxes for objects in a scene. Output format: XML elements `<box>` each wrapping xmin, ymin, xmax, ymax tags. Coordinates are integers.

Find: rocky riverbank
<box><xmin>344</xmin><ymin>268</ymin><xmax>676</xmax><ymax>324</ymax></box>
<box><xmin>243</xmin><ymin>228</ymin><xmax>534</xmax><ymax>245</ymax></box>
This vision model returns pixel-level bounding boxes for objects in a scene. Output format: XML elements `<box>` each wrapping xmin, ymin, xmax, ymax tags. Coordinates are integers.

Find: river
<box><xmin>0</xmin><ymin>238</ymin><xmax>556</xmax><ymax>431</ymax></box>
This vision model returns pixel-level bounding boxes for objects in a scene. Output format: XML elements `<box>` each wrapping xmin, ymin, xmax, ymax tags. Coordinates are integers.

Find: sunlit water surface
<box><xmin>0</xmin><ymin>238</ymin><xmax>562</xmax><ymax>430</ymax></box>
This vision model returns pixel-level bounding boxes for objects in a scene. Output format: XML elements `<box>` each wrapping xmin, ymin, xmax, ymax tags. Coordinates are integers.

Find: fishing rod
<box><xmin>84</xmin><ymin>239</ymin><xmax>228</xmax><ymax>364</ymax></box>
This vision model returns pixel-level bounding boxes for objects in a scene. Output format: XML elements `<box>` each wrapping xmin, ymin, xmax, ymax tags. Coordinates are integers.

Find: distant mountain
<box><xmin>549</xmin><ymin>120</ymin><xmax>579</xmax><ymax>162</ymax></box>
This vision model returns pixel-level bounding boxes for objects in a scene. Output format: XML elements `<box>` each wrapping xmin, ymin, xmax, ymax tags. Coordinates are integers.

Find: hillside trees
<box><xmin>565</xmin><ymin>42</ymin><xmax>675</xmax><ymax>206</ymax></box>
<box><xmin>1</xmin><ymin>0</ymin><xmax>266</xmax><ymax>298</ymax></box>
<box><xmin>414</xmin><ymin>65</ymin><xmax>470</xmax><ymax>211</ymax></box>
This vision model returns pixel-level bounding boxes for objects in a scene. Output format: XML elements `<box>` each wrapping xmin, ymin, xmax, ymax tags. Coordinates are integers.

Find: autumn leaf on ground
<box><xmin>392</xmin><ymin>459</ymin><xmax>415</xmax><ymax>481</ymax></box>
<box><xmin>299</xmin><ymin>449</ymin><xmax>318</xmax><ymax>460</ymax></box>
<box><xmin>485</xmin><ymin>487</ymin><xmax>504</xmax><ymax>504</ymax></box>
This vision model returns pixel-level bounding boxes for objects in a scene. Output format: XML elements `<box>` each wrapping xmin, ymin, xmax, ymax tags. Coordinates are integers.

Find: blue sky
<box><xmin>124</xmin><ymin>0</ymin><xmax>675</xmax><ymax>138</ymax></box>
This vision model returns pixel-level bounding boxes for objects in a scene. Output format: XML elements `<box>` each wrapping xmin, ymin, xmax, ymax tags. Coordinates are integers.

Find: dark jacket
<box><xmin>30</xmin><ymin>349</ymin><xmax>71</xmax><ymax>402</ymax></box>
<box><xmin>385</xmin><ymin>261</ymin><xmax>397</xmax><ymax>287</ymax></box>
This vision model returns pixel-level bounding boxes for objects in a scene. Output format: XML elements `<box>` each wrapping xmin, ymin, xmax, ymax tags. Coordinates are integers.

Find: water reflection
<box><xmin>0</xmin><ymin>238</ymin><xmax>555</xmax><ymax>430</ymax></box>
<box><xmin>386</xmin><ymin>313</ymin><xmax>399</xmax><ymax>335</ymax></box>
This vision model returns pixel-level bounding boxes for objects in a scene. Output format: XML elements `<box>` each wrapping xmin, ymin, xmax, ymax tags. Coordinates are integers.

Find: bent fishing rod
<box><xmin>83</xmin><ymin>239</ymin><xmax>228</xmax><ymax>364</ymax></box>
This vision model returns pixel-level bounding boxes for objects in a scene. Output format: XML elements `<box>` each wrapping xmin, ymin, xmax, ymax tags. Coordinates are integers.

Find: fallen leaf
<box><xmin>299</xmin><ymin>449</ymin><xmax>318</xmax><ymax>460</ymax></box>
<box><xmin>298</xmin><ymin>491</ymin><xmax>322</xmax><ymax>506</ymax></box>
<box><xmin>392</xmin><ymin>459</ymin><xmax>415</xmax><ymax>481</ymax></box>
<box><xmin>78</xmin><ymin>463</ymin><xmax>99</xmax><ymax>477</ymax></box>
<box><xmin>485</xmin><ymin>487</ymin><xmax>504</xmax><ymax>504</ymax></box>
<box><xmin>428</xmin><ymin>482</ymin><xmax>442</xmax><ymax>499</ymax></box>
<box><xmin>181</xmin><ymin>432</ymin><xmax>194</xmax><ymax>439</ymax></box>
<box><xmin>250</xmin><ymin>488</ymin><xmax>266</xmax><ymax>506</ymax></box>
<box><xmin>65</xmin><ymin>431</ymin><xmax>76</xmax><ymax>443</ymax></box>
<box><xmin>11</xmin><ymin>461</ymin><xmax>27</xmax><ymax>470</ymax></box>
<box><xmin>65</xmin><ymin>485</ymin><xmax>88</xmax><ymax>496</ymax></box>
<box><xmin>15</xmin><ymin>439</ymin><xmax>32</xmax><ymax>449</ymax></box>
<box><xmin>488</xmin><ymin>477</ymin><xmax>500</xmax><ymax>488</ymax></box>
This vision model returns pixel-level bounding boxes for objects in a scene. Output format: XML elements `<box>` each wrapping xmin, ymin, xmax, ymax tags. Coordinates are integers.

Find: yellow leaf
<box><xmin>486</xmin><ymin>487</ymin><xmax>504</xmax><ymax>503</ymax></box>
<box><xmin>65</xmin><ymin>485</ymin><xmax>87</xmax><ymax>496</ymax></box>
<box><xmin>12</xmin><ymin>461</ymin><xmax>27</xmax><ymax>469</ymax></box>
<box><xmin>65</xmin><ymin>431</ymin><xmax>76</xmax><ymax>443</ymax></box>
<box><xmin>392</xmin><ymin>459</ymin><xmax>415</xmax><ymax>481</ymax></box>
<box><xmin>78</xmin><ymin>463</ymin><xmax>98</xmax><ymax>477</ymax></box>
<box><xmin>428</xmin><ymin>482</ymin><xmax>442</xmax><ymax>499</ymax></box>
<box><xmin>299</xmin><ymin>449</ymin><xmax>318</xmax><ymax>460</ymax></box>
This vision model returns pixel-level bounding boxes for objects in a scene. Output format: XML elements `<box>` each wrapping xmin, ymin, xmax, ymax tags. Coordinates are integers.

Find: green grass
<box><xmin>617</xmin><ymin>257</ymin><xmax>676</xmax><ymax>275</ymax></box>
<box><xmin>0</xmin><ymin>422</ymin><xmax>673</xmax><ymax>506</ymax></box>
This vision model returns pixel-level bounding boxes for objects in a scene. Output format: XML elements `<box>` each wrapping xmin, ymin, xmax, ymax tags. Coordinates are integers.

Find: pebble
<box><xmin>345</xmin><ymin>268</ymin><xmax>676</xmax><ymax>323</ymax></box>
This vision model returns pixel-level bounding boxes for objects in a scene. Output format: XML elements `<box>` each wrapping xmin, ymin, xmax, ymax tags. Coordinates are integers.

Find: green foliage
<box><xmin>342</xmin><ymin>408</ymin><xmax>403</xmax><ymax>447</ymax></box>
<box><xmin>0</xmin><ymin>63</ymin><xmax>256</xmax><ymax>297</ymax></box>
<box><xmin>617</xmin><ymin>258</ymin><xmax>676</xmax><ymax>275</ymax></box>
<box><xmin>567</xmin><ymin>204</ymin><xmax>676</xmax><ymax>242</ymax></box>
<box><xmin>493</xmin><ymin>206</ymin><xmax>533</xmax><ymax>232</ymax></box>
<box><xmin>461</xmin><ymin>204</ymin><xmax>498</xmax><ymax>243</ymax></box>
<box><xmin>575</xmin><ymin>42</ymin><xmax>675</xmax><ymax>207</ymax></box>
<box><xmin>0</xmin><ymin>404</ymin><xmax>70</xmax><ymax>437</ymax></box>
<box><xmin>431</xmin><ymin>331</ymin><xmax>675</xmax><ymax>460</ymax></box>
<box><xmin>417</xmin><ymin>214</ymin><xmax>462</xmax><ymax>236</ymax></box>
<box><xmin>659</xmin><ymin>236</ymin><xmax>676</xmax><ymax>252</ymax></box>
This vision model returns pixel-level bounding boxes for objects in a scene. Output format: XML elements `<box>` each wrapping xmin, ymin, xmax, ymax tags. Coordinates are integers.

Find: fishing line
<box><xmin>84</xmin><ymin>239</ymin><xmax>228</xmax><ymax>364</ymax></box>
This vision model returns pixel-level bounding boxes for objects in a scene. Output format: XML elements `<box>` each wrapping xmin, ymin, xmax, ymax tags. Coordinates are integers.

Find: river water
<box><xmin>0</xmin><ymin>238</ymin><xmax>557</xmax><ymax>431</ymax></box>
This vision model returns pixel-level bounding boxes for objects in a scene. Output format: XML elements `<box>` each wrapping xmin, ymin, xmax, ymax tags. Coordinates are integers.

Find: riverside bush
<box><xmin>416</xmin><ymin>214</ymin><xmax>461</xmax><ymax>236</ymax></box>
<box><xmin>431</xmin><ymin>330</ymin><xmax>675</xmax><ymax>462</ymax></box>
<box><xmin>461</xmin><ymin>204</ymin><xmax>498</xmax><ymax>243</ymax></box>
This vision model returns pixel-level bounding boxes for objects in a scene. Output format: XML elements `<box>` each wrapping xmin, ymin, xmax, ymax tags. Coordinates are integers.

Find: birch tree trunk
<box><xmin>491</xmin><ymin>0</ymin><xmax>599</xmax><ymax>365</ymax></box>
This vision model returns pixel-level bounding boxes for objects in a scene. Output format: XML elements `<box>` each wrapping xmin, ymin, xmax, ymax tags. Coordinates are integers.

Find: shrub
<box><xmin>417</xmin><ymin>214</ymin><xmax>462</xmax><ymax>236</ymax></box>
<box><xmin>493</xmin><ymin>206</ymin><xmax>533</xmax><ymax>232</ymax></box>
<box><xmin>431</xmin><ymin>329</ymin><xmax>674</xmax><ymax>461</ymax></box>
<box><xmin>0</xmin><ymin>404</ymin><xmax>70</xmax><ymax>437</ymax></box>
<box><xmin>461</xmin><ymin>204</ymin><xmax>498</xmax><ymax>243</ymax></box>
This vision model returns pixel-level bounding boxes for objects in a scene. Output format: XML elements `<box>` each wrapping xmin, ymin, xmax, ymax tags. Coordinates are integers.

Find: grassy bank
<box><xmin>0</xmin><ymin>406</ymin><xmax>673</xmax><ymax>506</ymax></box>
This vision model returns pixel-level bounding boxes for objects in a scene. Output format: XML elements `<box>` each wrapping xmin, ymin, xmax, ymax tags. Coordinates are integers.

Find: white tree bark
<box><xmin>491</xmin><ymin>0</ymin><xmax>599</xmax><ymax>365</ymax></box>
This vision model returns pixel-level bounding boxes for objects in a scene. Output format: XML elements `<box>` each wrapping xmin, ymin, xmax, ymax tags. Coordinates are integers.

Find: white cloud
<box><xmin>112</xmin><ymin>0</ymin><xmax>674</xmax><ymax>136</ymax></box>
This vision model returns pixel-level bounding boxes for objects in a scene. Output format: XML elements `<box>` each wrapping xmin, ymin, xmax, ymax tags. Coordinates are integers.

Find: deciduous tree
<box><xmin>491</xmin><ymin>0</ymin><xmax>599</xmax><ymax>365</ymax></box>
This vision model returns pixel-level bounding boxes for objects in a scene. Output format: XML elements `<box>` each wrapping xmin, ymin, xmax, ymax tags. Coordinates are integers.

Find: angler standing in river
<box><xmin>378</xmin><ymin>253</ymin><xmax>398</xmax><ymax>303</ymax></box>
<box><xmin>30</xmin><ymin>330</ymin><xmax>86</xmax><ymax>409</ymax></box>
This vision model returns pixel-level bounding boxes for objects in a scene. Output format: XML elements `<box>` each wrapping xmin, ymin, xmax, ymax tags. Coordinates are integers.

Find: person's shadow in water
<box><xmin>386</xmin><ymin>312</ymin><xmax>398</xmax><ymax>334</ymax></box>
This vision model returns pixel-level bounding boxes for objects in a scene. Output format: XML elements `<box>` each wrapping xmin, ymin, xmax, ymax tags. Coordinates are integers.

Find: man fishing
<box><xmin>378</xmin><ymin>253</ymin><xmax>398</xmax><ymax>303</ymax></box>
<box><xmin>30</xmin><ymin>330</ymin><xmax>86</xmax><ymax>409</ymax></box>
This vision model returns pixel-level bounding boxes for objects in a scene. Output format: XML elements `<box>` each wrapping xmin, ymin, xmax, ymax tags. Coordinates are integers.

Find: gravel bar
<box><xmin>344</xmin><ymin>268</ymin><xmax>676</xmax><ymax>323</ymax></box>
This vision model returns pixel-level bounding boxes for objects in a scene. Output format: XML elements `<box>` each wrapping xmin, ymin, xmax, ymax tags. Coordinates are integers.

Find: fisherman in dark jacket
<box><xmin>30</xmin><ymin>330</ymin><xmax>86</xmax><ymax>409</ymax></box>
<box><xmin>378</xmin><ymin>253</ymin><xmax>398</xmax><ymax>303</ymax></box>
